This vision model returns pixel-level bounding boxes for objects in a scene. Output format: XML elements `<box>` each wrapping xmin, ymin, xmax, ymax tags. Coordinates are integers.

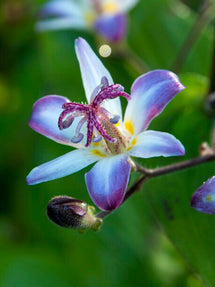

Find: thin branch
<box><xmin>136</xmin><ymin>153</ymin><xmax>215</xmax><ymax>177</ymax></box>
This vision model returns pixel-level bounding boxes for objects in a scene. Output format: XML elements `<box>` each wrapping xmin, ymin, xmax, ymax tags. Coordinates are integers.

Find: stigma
<box><xmin>58</xmin><ymin>77</ymin><xmax>130</xmax><ymax>148</ymax></box>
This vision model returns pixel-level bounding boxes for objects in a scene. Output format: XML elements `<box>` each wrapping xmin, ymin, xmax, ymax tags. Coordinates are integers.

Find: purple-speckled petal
<box><xmin>128</xmin><ymin>130</ymin><xmax>185</xmax><ymax>158</ymax></box>
<box><xmin>94</xmin><ymin>13</ymin><xmax>127</xmax><ymax>43</ymax></box>
<box><xmin>191</xmin><ymin>176</ymin><xmax>215</xmax><ymax>215</ymax></box>
<box><xmin>75</xmin><ymin>38</ymin><xmax>122</xmax><ymax>118</ymax></box>
<box><xmin>29</xmin><ymin>95</ymin><xmax>87</xmax><ymax>148</ymax></box>
<box><xmin>85</xmin><ymin>154</ymin><xmax>131</xmax><ymax>210</ymax></box>
<box><xmin>26</xmin><ymin>147</ymin><xmax>102</xmax><ymax>185</ymax></box>
<box><xmin>124</xmin><ymin>70</ymin><xmax>185</xmax><ymax>136</ymax></box>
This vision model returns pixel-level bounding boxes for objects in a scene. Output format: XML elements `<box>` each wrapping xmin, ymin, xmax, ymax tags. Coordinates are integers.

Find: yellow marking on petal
<box><xmin>132</xmin><ymin>137</ymin><xmax>137</xmax><ymax>146</ymax></box>
<box><xmin>204</xmin><ymin>195</ymin><xmax>214</xmax><ymax>202</ymax></box>
<box><xmin>91</xmin><ymin>149</ymin><xmax>106</xmax><ymax>157</ymax></box>
<box><xmin>103</xmin><ymin>1</ymin><xmax>118</xmax><ymax>14</ymax></box>
<box><xmin>124</xmin><ymin>121</ymin><xmax>134</xmax><ymax>135</ymax></box>
<box><xmin>114</xmin><ymin>121</ymin><xmax>120</xmax><ymax>127</ymax></box>
<box><xmin>85</xmin><ymin>11</ymin><xmax>96</xmax><ymax>24</ymax></box>
<box><xmin>126</xmin><ymin>137</ymin><xmax>137</xmax><ymax>152</ymax></box>
<box><xmin>92</xmin><ymin>141</ymin><xmax>100</xmax><ymax>147</ymax></box>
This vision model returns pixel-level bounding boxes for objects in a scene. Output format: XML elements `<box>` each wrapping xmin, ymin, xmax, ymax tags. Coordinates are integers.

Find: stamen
<box><xmin>93</xmin><ymin>84</ymin><xmax>131</xmax><ymax>108</ymax></box>
<box><xmin>58</xmin><ymin>77</ymin><xmax>130</xmax><ymax>148</ymax></box>
<box><xmin>101</xmin><ymin>76</ymin><xmax>109</xmax><ymax>88</ymax></box>
<box><xmin>109</xmin><ymin>115</ymin><xmax>120</xmax><ymax>124</ymax></box>
<box><xmin>71</xmin><ymin>133</ymin><xmax>84</xmax><ymax>143</ymax></box>
<box><xmin>71</xmin><ymin>117</ymin><xmax>87</xmax><ymax>144</ymax></box>
<box><xmin>90</xmin><ymin>76</ymin><xmax>109</xmax><ymax>103</ymax></box>
<box><xmin>99</xmin><ymin>107</ymin><xmax>120</xmax><ymax>124</ymax></box>
<box><xmin>90</xmin><ymin>83</ymin><xmax>103</xmax><ymax>104</ymax></box>
<box><xmin>92</xmin><ymin>128</ymin><xmax>102</xmax><ymax>143</ymax></box>
<box><xmin>94</xmin><ymin>116</ymin><xmax>117</xmax><ymax>143</ymax></box>
<box><xmin>61</xmin><ymin>115</ymin><xmax>74</xmax><ymax>129</ymax></box>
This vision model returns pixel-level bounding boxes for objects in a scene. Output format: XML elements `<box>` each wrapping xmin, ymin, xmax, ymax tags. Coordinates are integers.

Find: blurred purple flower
<box><xmin>35</xmin><ymin>0</ymin><xmax>138</xmax><ymax>42</ymax></box>
<box><xmin>191</xmin><ymin>176</ymin><xmax>215</xmax><ymax>215</ymax></box>
<box><xmin>26</xmin><ymin>37</ymin><xmax>185</xmax><ymax>211</ymax></box>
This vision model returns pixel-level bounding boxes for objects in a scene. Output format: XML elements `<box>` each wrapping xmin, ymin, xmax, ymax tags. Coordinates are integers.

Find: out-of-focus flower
<box><xmin>26</xmin><ymin>37</ymin><xmax>185</xmax><ymax>211</ymax></box>
<box><xmin>191</xmin><ymin>176</ymin><xmax>215</xmax><ymax>215</ymax></box>
<box><xmin>35</xmin><ymin>0</ymin><xmax>138</xmax><ymax>42</ymax></box>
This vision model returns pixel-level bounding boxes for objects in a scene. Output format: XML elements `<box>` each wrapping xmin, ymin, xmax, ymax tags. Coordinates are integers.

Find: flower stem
<box><xmin>96</xmin><ymin>153</ymin><xmax>215</xmax><ymax>219</ymax></box>
<box><xmin>171</xmin><ymin>0</ymin><xmax>214</xmax><ymax>73</ymax></box>
<box><xmin>111</xmin><ymin>43</ymin><xmax>149</xmax><ymax>75</ymax></box>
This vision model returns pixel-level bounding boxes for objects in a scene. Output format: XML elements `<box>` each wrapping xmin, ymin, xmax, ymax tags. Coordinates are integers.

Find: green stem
<box><xmin>171</xmin><ymin>0</ymin><xmax>214</xmax><ymax>73</ymax></box>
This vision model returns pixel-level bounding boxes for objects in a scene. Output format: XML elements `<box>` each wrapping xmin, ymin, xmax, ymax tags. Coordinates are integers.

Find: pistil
<box><xmin>58</xmin><ymin>77</ymin><xmax>130</xmax><ymax>149</ymax></box>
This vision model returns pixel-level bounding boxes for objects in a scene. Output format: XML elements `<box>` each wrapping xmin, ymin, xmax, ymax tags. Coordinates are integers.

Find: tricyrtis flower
<box><xmin>26</xmin><ymin>37</ymin><xmax>185</xmax><ymax>211</ymax></box>
<box><xmin>35</xmin><ymin>0</ymin><xmax>138</xmax><ymax>42</ymax></box>
<box><xmin>191</xmin><ymin>176</ymin><xmax>215</xmax><ymax>215</ymax></box>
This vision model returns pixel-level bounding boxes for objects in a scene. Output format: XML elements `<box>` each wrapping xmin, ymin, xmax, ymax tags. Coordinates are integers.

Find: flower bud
<box><xmin>191</xmin><ymin>176</ymin><xmax>215</xmax><ymax>215</ymax></box>
<box><xmin>47</xmin><ymin>196</ymin><xmax>102</xmax><ymax>232</ymax></box>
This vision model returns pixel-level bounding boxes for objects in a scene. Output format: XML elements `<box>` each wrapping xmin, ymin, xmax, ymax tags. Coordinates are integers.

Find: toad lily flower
<box><xmin>35</xmin><ymin>0</ymin><xmax>138</xmax><ymax>42</ymax></box>
<box><xmin>26</xmin><ymin>37</ymin><xmax>185</xmax><ymax>211</ymax></box>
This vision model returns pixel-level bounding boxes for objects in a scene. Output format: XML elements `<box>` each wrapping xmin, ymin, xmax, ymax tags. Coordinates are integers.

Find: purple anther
<box><xmin>101</xmin><ymin>76</ymin><xmax>109</xmax><ymax>88</ymax></box>
<box><xmin>71</xmin><ymin>133</ymin><xmax>84</xmax><ymax>143</ymax></box>
<box><xmin>109</xmin><ymin>115</ymin><xmax>120</xmax><ymax>124</ymax></box>
<box><xmin>92</xmin><ymin>134</ymin><xmax>102</xmax><ymax>143</ymax></box>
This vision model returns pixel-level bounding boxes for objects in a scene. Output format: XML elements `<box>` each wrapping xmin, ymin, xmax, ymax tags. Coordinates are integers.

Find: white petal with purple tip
<box><xmin>124</xmin><ymin>70</ymin><xmax>185</xmax><ymax>136</ymax></box>
<box><xmin>191</xmin><ymin>176</ymin><xmax>215</xmax><ymax>215</ymax></box>
<box><xmin>26</xmin><ymin>148</ymin><xmax>102</xmax><ymax>185</ymax></box>
<box><xmin>75</xmin><ymin>37</ymin><xmax>122</xmax><ymax>118</ymax></box>
<box><xmin>128</xmin><ymin>130</ymin><xmax>185</xmax><ymax>158</ymax></box>
<box><xmin>28</xmin><ymin>95</ymin><xmax>87</xmax><ymax>148</ymax></box>
<box><xmin>85</xmin><ymin>154</ymin><xmax>131</xmax><ymax>211</ymax></box>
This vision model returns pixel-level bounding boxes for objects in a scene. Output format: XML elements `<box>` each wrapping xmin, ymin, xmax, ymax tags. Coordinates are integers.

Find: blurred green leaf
<box><xmin>142</xmin><ymin>73</ymin><xmax>215</xmax><ymax>287</ymax></box>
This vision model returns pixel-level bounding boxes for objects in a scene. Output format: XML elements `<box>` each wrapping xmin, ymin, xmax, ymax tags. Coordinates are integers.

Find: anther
<box><xmin>109</xmin><ymin>115</ymin><xmax>120</xmax><ymax>124</ymax></box>
<box><xmin>71</xmin><ymin>133</ymin><xmax>84</xmax><ymax>143</ymax></box>
<box><xmin>62</xmin><ymin>115</ymin><xmax>74</xmax><ymax>129</ymax></box>
<box><xmin>92</xmin><ymin>134</ymin><xmax>102</xmax><ymax>143</ymax></box>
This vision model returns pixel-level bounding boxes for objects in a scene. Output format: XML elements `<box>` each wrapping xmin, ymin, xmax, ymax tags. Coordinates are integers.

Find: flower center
<box><xmin>58</xmin><ymin>77</ymin><xmax>130</xmax><ymax>152</ymax></box>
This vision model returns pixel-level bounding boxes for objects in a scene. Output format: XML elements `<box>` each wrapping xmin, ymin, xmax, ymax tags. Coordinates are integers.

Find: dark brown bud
<box><xmin>47</xmin><ymin>196</ymin><xmax>102</xmax><ymax>232</ymax></box>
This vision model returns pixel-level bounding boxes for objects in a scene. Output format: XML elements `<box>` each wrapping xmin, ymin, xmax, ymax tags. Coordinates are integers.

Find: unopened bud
<box><xmin>47</xmin><ymin>196</ymin><xmax>102</xmax><ymax>232</ymax></box>
<box><xmin>199</xmin><ymin>142</ymin><xmax>214</xmax><ymax>156</ymax></box>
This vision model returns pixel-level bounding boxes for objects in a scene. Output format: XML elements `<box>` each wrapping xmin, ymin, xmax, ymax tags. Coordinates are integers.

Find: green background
<box><xmin>0</xmin><ymin>0</ymin><xmax>214</xmax><ymax>286</ymax></box>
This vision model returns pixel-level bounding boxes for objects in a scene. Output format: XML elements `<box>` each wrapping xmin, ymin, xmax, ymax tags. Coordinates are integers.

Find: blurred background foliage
<box><xmin>0</xmin><ymin>0</ymin><xmax>215</xmax><ymax>286</ymax></box>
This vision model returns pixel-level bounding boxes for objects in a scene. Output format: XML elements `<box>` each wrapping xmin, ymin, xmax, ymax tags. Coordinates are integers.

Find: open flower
<box><xmin>35</xmin><ymin>0</ymin><xmax>138</xmax><ymax>42</ymax></box>
<box><xmin>26</xmin><ymin>37</ymin><xmax>185</xmax><ymax>211</ymax></box>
